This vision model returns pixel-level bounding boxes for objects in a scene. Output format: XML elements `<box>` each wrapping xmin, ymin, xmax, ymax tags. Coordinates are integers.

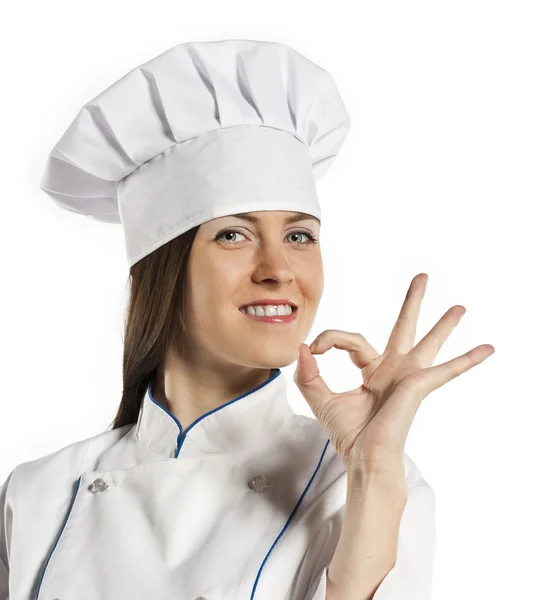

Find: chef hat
<box><xmin>40</xmin><ymin>39</ymin><xmax>351</xmax><ymax>267</ymax></box>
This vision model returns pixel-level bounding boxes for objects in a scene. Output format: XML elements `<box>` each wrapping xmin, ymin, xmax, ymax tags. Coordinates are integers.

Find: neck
<box><xmin>151</xmin><ymin>356</ymin><xmax>276</xmax><ymax>430</ymax></box>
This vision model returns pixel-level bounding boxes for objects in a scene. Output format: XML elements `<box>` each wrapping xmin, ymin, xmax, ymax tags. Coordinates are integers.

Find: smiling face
<box><xmin>181</xmin><ymin>210</ymin><xmax>323</xmax><ymax>370</ymax></box>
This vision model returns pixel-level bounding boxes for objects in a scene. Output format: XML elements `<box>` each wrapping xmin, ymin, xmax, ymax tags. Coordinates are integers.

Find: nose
<box><xmin>252</xmin><ymin>248</ymin><xmax>295</xmax><ymax>284</ymax></box>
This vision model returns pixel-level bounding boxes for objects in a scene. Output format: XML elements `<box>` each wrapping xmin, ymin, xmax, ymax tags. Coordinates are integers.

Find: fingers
<box><xmin>385</xmin><ymin>273</ymin><xmax>428</xmax><ymax>355</ymax></box>
<box><xmin>309</xmin><ymin>330</ymin><xmax>380</xmax><ymax>369</ymax></box>
<box><xmin>406</xmin><ymin>344</ymin><xmax>495</xmax><ymax>399</ymax></box>
<box><xmin>293</xmin><ymin>343</ymin><xmax>334</xmax><ymax>419</ymax></box>
<box><xmin>410</xmin><ymin>305</ymin><xmax>466</xmax><ymax>366</ymax></box>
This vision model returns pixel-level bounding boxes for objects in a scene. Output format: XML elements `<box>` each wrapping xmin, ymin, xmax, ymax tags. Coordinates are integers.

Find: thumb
<box><xmin>293</xmin><ymin>343</ymin><xmax>333</xmax><ymax>419</ymax></box>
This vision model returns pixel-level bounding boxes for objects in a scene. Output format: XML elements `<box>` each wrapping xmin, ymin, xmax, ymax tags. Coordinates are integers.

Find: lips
<box><xmin>239</xmin><ymin>305</ymin><xmax>298</xmax><ymax>314</ymax></box>
<box><xmin>239</xmin><ymin>305</ymin><xmax>298</xmax><ymax>323</ymax></box>
<box><xmin>239</xmin><ymin>300</ymin><xmax>298</xmax><ymax>309</ymax></box>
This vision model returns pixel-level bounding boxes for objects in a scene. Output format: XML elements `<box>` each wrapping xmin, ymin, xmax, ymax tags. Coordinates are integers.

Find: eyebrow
<box><xmin>230</xmin><ymin>211</ymin><xmax>320</xmax><ymax>225</ymax></box>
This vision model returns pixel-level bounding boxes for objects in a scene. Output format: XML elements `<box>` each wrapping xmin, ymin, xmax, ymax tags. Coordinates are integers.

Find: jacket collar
<box><xmin>134</xmin><ymin>368</ymin><xmax>296</xmax><ymax>459</ymax></box>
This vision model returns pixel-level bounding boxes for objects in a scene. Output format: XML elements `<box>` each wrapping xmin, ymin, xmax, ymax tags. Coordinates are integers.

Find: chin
<box><xmin>246</xmin><ymin>353</ymin><xmax>296</xmax><ymax>370</ymax></box>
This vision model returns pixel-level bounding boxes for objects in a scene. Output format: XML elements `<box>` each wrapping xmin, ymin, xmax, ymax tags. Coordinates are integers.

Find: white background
<box><xmin>0</xmin><ymin>1</ymin><xmax>532</xmax><ymax>598</ymax></box>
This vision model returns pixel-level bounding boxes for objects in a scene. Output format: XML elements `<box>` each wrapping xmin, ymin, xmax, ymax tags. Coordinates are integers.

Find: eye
<box><xmin>215</xmin><ymin>229</ymin><xmax>318</xmax><ymax>246</ymax></box>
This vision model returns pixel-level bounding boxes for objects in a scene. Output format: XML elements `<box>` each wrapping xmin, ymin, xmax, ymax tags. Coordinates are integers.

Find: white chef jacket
<box><xmin>0</xmin><ymin>368</ymin><xmax>436</xmax><ymax>600</ymax></box>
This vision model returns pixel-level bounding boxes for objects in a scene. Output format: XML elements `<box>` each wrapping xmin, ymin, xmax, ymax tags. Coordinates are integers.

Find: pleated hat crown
<box><xmin>39</xmin><ymin>39</ymin><xmax>351</xmax><ymax>267</ymax></box>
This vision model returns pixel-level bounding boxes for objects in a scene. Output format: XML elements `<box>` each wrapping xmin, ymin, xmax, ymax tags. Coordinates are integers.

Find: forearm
<box><xmin>325</xmin><ymin>466</ymin><xmax>408</xmax><ymax>600</ymax></box>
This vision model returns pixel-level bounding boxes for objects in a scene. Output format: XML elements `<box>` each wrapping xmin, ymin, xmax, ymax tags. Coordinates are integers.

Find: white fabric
<box><xmin>305</xmin><ymin>484</ymin><xmax>437</xmax><ymax>600</ymax></box>
<box><xmin>39</xmin><ymin>39</ymin><xmax>351</xmax><ymax>267</ymax></box>
<box><xmin>0</xmin><ymin>369</ymin><xmax>435</xmax><ymax>599</ymax></box>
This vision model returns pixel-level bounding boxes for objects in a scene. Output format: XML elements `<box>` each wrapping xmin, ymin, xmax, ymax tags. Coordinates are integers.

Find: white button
<box><xmin>247</xmin><ymin>475</ymin><xmax>271</xmax><ymax>492</ymax></box>
<box><xmin>88</xmin><ymin>478</ymin><xmax>108</xmax><ymax>493</ymax></box>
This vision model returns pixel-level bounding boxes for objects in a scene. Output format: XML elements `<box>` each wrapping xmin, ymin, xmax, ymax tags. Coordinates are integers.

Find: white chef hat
<box><xmin>40</xmin><ymin>39</ymin><xmax>351</xmax><ymax>267</ymax></box>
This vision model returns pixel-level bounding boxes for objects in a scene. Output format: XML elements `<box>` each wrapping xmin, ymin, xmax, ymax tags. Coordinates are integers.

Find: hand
<box><xmin>293</xmin><ymin>273</ymin><xmax>495</xmax><ymax>475</ymax></box>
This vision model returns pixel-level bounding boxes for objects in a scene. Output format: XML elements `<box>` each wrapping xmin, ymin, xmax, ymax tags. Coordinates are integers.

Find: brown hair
<box><xmin>106</xmin><ymin>225</ymin><xmax>200</xmax><ymax>431</ymax></box>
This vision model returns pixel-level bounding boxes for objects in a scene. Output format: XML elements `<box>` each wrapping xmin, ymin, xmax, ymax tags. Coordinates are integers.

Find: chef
<box><xmin>1</xmin><ymin>38</ymin><xmax>493</xmax><ymax>600</ymax></box>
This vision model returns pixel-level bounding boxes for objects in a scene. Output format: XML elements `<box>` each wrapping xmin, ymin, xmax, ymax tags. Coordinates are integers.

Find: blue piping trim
<box><xmin>249</xmin><ymin>437</ymin><xmax>331</xmax><ymax>599</ymax></box>
<box><xmin>35</xmin><ymin>475</ymin><xmax>82</xmax><ymax>599</ymax></box>
<box><xmin>32</xmin><ymin>371</ymin><xmax>327</xmax><ymax>597</ymax></box>
<box><xmin>146</xmin><ymin>368</ymin><xmax>283</xmax><ymax>459</ymax></box>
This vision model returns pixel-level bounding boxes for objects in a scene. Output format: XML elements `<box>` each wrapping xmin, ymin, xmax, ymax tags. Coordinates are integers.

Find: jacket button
<box><xmin>247</xmin><ymin>475</ymin><xmax>271</xmax><ymax>492</ymax></box>
<box><xmin>88</xmin><ymin>478</ymin><xmax>108</xmax><ymax>493</ymax></box>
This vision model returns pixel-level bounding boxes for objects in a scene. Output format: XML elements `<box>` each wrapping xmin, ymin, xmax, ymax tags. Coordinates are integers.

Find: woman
<box><xmin>0</xmin><ymin>39</ymin><xmax>494</xmax><ymax>600</ymax></box>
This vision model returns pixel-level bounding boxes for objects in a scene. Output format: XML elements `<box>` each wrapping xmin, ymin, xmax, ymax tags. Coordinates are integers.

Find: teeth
<box><xmin>240</xmin><ymin>304</ymin><xmax>293</xmax><ymax>316</ymax></box>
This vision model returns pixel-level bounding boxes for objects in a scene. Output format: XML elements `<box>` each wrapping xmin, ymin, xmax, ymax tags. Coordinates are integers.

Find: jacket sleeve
<box><xmin>304</xmin><ymin>478</ymin><xmax>437</xmax><ymax>600</ymax></box>
<box><xmin>0</xmin><ymin>470</ymin><xmax>14</xmax><ymax>600</ymax></box>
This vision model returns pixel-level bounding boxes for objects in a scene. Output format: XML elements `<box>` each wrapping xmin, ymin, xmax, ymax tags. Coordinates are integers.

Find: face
<box><xmin>181</xmin><ymin>210</ymin><xmax>323</xmax><ymax>370</ymax></box>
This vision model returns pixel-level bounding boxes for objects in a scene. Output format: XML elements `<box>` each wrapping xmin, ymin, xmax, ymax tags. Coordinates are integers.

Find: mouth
<box><xmin>239</xmin><ymin>305</ymin><xmax>298</xmax><ymax>324</ymax></box>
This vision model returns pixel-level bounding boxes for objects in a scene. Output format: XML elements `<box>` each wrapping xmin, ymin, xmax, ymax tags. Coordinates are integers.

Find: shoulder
<box><xmin>3</xmin><ymin>424</ymin><xmax>133</xmax><ymax>500</ymax></box>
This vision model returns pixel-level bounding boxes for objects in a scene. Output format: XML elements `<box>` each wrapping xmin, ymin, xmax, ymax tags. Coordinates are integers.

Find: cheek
<box><xmin>302</xmin><ymin>265</ymin><xmax>324</xmax><ymax>299</ymax></box>
<box><xmin>188</xmin><ymin>270</ymin><xmax>241</xmax><ymax>317</ymax></box>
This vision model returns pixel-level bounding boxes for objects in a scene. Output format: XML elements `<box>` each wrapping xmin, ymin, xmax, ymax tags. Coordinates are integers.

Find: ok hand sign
<box><xmin>293</xmin><ymin>273</ymin><xmax>495</xmax><ymax>475</ymax></box>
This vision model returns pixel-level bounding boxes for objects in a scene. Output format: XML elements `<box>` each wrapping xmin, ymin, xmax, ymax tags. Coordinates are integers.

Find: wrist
<box><xmin>346</xmin><ymin>463</ymin><xmax>408</xmax><ymax>503</ymax></box>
